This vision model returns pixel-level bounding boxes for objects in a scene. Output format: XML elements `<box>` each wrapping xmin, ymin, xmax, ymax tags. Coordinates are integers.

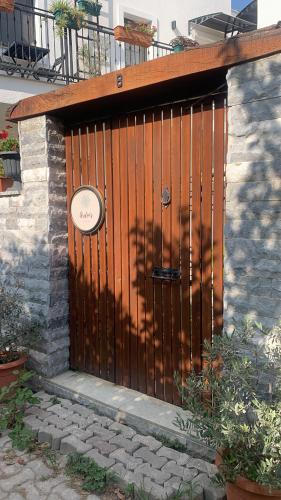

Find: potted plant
<box><xmin>77</xmin><ymin>0</ymin><xmax>102</xmax><ymax>17</ymax></box>
<box><xmin>0</xmin><ymin>130</ymin><xmax>20</xmax><ymax>192</ymax></box>
<box><xmin>0</xmin><ymin>281</ymin><xmax>40</xmax><ymax>389</ymax></box>
<box><xmin>175</xmin><ymin>320</ymin><xmax>281</xmax><ymax>499</ymax></box>
<box><xmin>50</xmin><ymin>0</ymin><xmax>85</xmax><ymax>35</ymax></box>
<box><xmin>170</xmin><ymin>36</ymin><xmax>199</xmax><ymax>52</ymax></box>
<box><xmin>114</xmin><ymin>23</ymin><xmax>157</xmax><ymax>48</ymax></box>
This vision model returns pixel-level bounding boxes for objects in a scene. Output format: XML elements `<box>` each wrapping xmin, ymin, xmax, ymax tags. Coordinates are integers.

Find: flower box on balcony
<box><xmin>77</xmin><ymin>0</ymin><xmax>102</xmax><ymax>17</ymax></box>
<box><xmin>0</xmin><ymin>0</ymin><xmax>14</xmax><ymax>13</ymax></box>
<box><xmin>114</xmin><ymin>25</ymin><xmax>154</xmax><ymax>48</ymax></box>
<box><xmin>0</xmin><ymin>176</ymin><xmax>13</xmax><ymax>192</ymax></box>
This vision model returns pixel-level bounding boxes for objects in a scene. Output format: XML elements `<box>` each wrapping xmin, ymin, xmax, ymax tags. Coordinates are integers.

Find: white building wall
<box><xmin>258</xmin><ymin>0</ymin><xmax>281</xmax><ymax>28</ymax></box>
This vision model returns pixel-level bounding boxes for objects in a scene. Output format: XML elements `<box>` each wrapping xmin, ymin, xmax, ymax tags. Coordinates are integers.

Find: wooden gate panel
<box><xmin>66</xmin><ymin>96</ymin><xmax>226</xmax><ymax>404</ymax></box>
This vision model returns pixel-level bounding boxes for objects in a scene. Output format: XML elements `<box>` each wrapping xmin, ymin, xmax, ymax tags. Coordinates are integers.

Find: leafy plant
<box><xmin>66</xmin><ymin>452</ymin><xmax>112</xmax><ymax>492</ymax></box>
<box><xmin>168</xmin><ymin>479</ymin><xmax>202</xmax><ymax>500</ymax></box>
<box><xmin>78</xmin><ymin>37</ymin><xmax>108</xmax><ymax>77</ymax></box>
<box><xmin>0</xmin><ymin>371</ymin><xmax>39</xmax><ymax>429</ymax></box>
<box><xmin>0</xmin><ymin>280</ymin><xmax>40</xmax><ymax>364</ymax></box>
<box><xmin>50</xmin><ymin>0</ymin><xmax>85</xmax><ymax>36</ymax></box>
<box><xmin>9</xmin><ymin>422</ymin><xmax>35</xmax><ymax>451</ymax></box>
<box><xmin>0</xmin><ymin>130</ymin><xmax>19</xmax><ymax>152</ymax></box>
<box><xmin>169</xmin><ymin>36</ymin><xmax>199</xmax><ymax>49</ymax></box>
<box><xmin>175</xmin><ymin>319</ymin><xmax>281</xmax><ymax>489</ymax></box>
<box><xmin>152</xmin><ymin>433</ymin><xmax>186</xmax><ymax>452</ymax></box>
<box><xmin>126</xmin><ymin>23</ymin><xmax>157</xmax><ymax>37</ymax></box>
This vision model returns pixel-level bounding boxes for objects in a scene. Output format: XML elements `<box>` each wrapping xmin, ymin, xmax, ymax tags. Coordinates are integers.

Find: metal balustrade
<box><xmin>0</xmin><ymin>2</ymin><xmax>173</xmax><ymax>84</ymax></box>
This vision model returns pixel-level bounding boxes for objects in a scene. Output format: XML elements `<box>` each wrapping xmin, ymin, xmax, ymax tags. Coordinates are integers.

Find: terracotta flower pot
<box><xmin>0</xmin><ymin>356</ymin><xmax>28</xmax><ymax>388</ymax></box>
<box><xmin>114</xmin><ymin>25</ymin><xmax>153</xmax><ymax>48</ymax></box>
<box><xmin>0</xmin><ymin>176</ymin><xmax>13</xmax><ymax>192</ymax></box>
<box><xmin>0</xmin><ymin>0</ymin><xmax>14</xmax><ymax>13</ymax></box>
<box><xmin>215</xmin><ymin>451</ymin><xmax>281</xmax><ymax>500</ymax></box>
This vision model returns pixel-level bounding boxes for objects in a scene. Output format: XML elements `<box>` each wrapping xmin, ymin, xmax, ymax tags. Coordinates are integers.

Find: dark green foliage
<box><xmin>0</xmin><ymin>371</ymin><xmax>39</xmax><ymax>451</ymax></box>
<box><xmin>66</xmin><ymin>453</ymin><xmax>111</xmax><ymax>492</ymax></box>
<box><xmin>153</xmin><ymin>433</ymin><xmax>186</xmax><ymax>452</ymax></box>
<box><xmin>175</xmin><ymin>319</ymin><xmax>281</xmax><ymax>489</ymax></box>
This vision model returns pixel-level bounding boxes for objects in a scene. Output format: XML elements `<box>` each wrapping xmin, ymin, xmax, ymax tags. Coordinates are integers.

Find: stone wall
<box><xmin>0</xmin><ymin>115</ymin><xmax>69</xmax><ymax>377</ymax></box>
<box><xmin>225</xmin><ymin>53</ymin><xmax>281</xmax><ymax>331</ymax></box>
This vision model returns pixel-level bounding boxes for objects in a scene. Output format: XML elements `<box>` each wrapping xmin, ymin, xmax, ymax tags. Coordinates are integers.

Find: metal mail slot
<box><xmin>152</xmin><ymin>267</ymin><xmax>180</xmax><ymax>281</ymax></box>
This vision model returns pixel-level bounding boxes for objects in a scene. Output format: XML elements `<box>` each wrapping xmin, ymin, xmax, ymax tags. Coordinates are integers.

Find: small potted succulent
<box><xmin>0</xmin><ymin>129</ymin><xmax>20</xmax><ymax>192</ymax></box>
<box><xmin>50</xmin><ymin>0</ymin><xmax>85</xmax><ymax>35</ymax></box>
<box><xmin>114</xmin><ymin>23</ymin><xmax>157</xmax><ymax>48</ymax></box>
<box><xmin>175</xmin><ymin>319</ymin><xmax>281</xmax><ymax>500</ymax></box>
<box><xmin>77</xmin><ymin>0</ymin><xmax>102</xmax><ymax>17</ymax></box>
<box><xmin>170</xmin><ymin>36</ymin><xmax>199</xmax><ymax>52</ymax></box>
<box><xmin>0</xmin><ymin>281</ymin><xmax>40</xmax><ymax>389</ymax></box>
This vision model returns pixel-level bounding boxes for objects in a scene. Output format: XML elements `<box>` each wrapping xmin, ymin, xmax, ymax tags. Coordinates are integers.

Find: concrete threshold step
<box><xmin>34</xmin><ymin>370</ymin><xmax>214</xmax><ymax>462</ymax></box>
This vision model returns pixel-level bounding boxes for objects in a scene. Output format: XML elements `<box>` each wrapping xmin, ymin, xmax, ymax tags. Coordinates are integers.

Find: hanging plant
<box><xmin>50</xmin><ymin>0</ymin><xmax>85</xmax><ymax>36</ymax></box>
<box><xmin>77</xmin><ymin>0</ymin><xmax>102</xmax><ymax>17</ymax></box>
<box><xmin>170</xmin><ymin>36</ymin><xmax>199</xmax><ymax>52</ymax></box>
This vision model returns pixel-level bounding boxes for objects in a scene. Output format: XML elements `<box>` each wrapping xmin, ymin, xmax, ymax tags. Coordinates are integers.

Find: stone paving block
<box><xmin>36</xmin><ymin>474</ymin><xmax>66</xmax><ymax>494</ymax></box>
<box><xmin>59</xmin><ymin>398</ymin><xmax>74</xmax><ymax>409</ymax></box>
<box><xmin>85</xmin><ymin>449</ymin><xmax>115</xmax><ymax>468</ymax></box>
<box><xmin>45</xmin><ymin>414</ymin><xmax>73</xmax><ymax>430</ymax></box>
<box><xmin>110</xmin><ymin>435</ymin><xmax>142</xmax><ymax>453</ymax></box>
<box><xmin>38</xmin><ymin>426</ymin><xmax>53</xmax><ymax>446</ymax></box>
<box><xmin>70</xmin><ymin>427</ymin><xmax>93</xmax><ymax>442</ymax></box>
<box><xmin>0</xmin><ymin>435</ymin><xmax>12</xmax><ymax>450</ymax></box>
<box><xmin>26</xmin><ymin>458</ymin><xmax>53</xmax><ymax>479</ymax></box>
<box><xmin>110</xmin><ymin>462</ymin><xmax>127</xmax><ymax>481</ymax></box>
<box><xmin>60</xmin><ymin>435</ymin><xmax>93</xmax><ymax>455</ymax></box>
<box><xmin>135</xmin><ymin>463</ymin><xmax>171</xmax><ymax>485</ymax></box>
<box><xmin>71</xmin><ymin>403</ymin><xmax>94</xmax><ymax>418</ymax></box>
<box><xmin>193</xmin><ymin>473</ymin><xmax>226</xmax><ymax>500</ymax></box>
<box><xmin>87</xmin><ymin>423</ymin><xmax>116</xmax><ymax>441</ymax></box>
<box><xmin>86</xmin><ymin>437</ymin><xmax>117</xmax><ymax>456</ymax></box>
<box><xmin>23</xmin><ymin>416</ymin><xmax>44</xmax><ymax>436</ymax></box>
<box><xmin>134</xmin><ymin>447</ymin><xmax>167</xmax><ymax>469</ymax></box>
<box><xmin>162</xmin><ymin>460</ymin><xmax>185</xmax><ymax>478</ymax></box>
<box><xmin>132</xmin><ymin>434</ymin><xmax>162</xmax><ymax>451</ymax></box>
<box><xmin>33</xmin><ymin>391</ymin><xmax>52</xmax><ymax>401</ymax></box>
<box><xmin>94</xmin><ymin>415</ymin><xmax>114</xmax><ymax>428</ymax></box>
<box><xmin>143</xmin><ymin>477</ymin><xmax>173</xmax><ymax>499</ymax></box>
<box><xmin>187</xmin><ymin>457</ymin><xmax>217</xmax><ymax>475</ymax></box>
<box><xmin>109</xmin><ymin>422</ymin><xmax>136</xmax><ymax>438</ymax></box>
<box><xmin>68</xmin><ymin>413</ymin><xmax>88</xmax><ymax>428</ymax></box>
<box><xmin>53</xmin><ymin>483</ymin><xmax>81</xmax><ymax>500</ymax></box>
<box><xmin>123</xmin><ymin>470</ymin><xmax>144</xmax><ymax>489</ymax></box>
<box><xmin>46</xmin><ymin>404</ymin><xmax>74</xmax><ymax>419</ymax></box>
<box><xmin>25</xmin><ymin>407</ymin><xmax>50</xmax><ymax>420</ymax></box>
<box><xmin>39</xmin><ymin>401</ymin><xmax>54</xmax><ymax>410</ymax></box>
<box><xmin>157</xmin><ymin>445</ymin><xmax>189</xmax><ymax>465</ymax></box>
<box><xmin>6</xmin><ymin>493</ymin><xmax>25</xmax><ymax>500</ymax></box>
<box><xmin>110</xmin><ymin>449</ymin><xmax>143</xmax><ymax>470</ymax></box>
<box><xmin>0</xmin><ymin>469</ymin><xmax>34</xmax><ymax>492</ymax></box>
<box><xmin>164</xmin><ymin>475</ymin><xmax>182</xmax><ymax>492</ymax></box>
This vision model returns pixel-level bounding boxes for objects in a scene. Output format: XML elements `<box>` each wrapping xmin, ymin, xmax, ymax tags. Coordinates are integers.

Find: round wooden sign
<box><xmin>70</xmin><ymin>186</ymin><xmax>105</xmax><ymax>234</ymax></box>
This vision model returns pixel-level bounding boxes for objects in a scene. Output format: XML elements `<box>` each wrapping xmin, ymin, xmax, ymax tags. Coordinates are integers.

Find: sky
<box><xmin>232</xmin><ymin>0</ymin><xmax>250</xmax><ymax>10</ymax></box>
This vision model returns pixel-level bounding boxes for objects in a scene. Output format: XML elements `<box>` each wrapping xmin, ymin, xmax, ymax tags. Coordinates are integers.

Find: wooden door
<box><xmin>66</xmin><ymin>96</ymin><xmax>226</xmax><ymax>404</ymax></box>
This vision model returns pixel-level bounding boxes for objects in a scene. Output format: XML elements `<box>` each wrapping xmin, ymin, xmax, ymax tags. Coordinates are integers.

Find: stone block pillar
<box><xmin>0</xmin><ymin>115</ymin><xmax>69</xmax><ymax>377</ymax></box>
<box><xmin>225</xmin><ymin>53</ymin><xmax>281</xmax><ymax>331</ymax></box>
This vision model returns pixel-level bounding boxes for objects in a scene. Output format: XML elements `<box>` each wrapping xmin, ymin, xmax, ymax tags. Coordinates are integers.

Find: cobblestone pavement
<box><xmin>0</xmin><ymin>435</ymin><xmax>100</xmax><ymax>500</ymax></box>
<box><xmin>1</xmin><ymin>391</ymin><xmax>226</xmax><ymax>499</ymax></box>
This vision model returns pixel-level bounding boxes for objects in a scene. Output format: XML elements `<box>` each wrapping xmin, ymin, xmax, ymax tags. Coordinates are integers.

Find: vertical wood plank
<box><xmin>104</xmin><ymin>121</ymin><xmax>115</xmax><ymax>382</ymax></box>
<box><xmin>181</xmin><ymin>107</ymin><xmax>191</xmax><ymax>380</ymax></box>
<box><xmin>96</xmin><ymin>123</ymin><xmax>108</xmax><ymax>380</ymax></box>
<box><xmin>191</xmin><ymin>106</ymin><xmax>202</xmax><ymax>373</ymax></box>
<box><xmin>135</xmin><ymin>113</ymin><xmax>146</xmax><ymax>394</ymax></box>
<box><xmin>153</xmin><ymin>110</ymin><xmax>164</xmax><ymax>401</ymax></box>
<box><xmin>144</xmin><ymin>111</ymin><xmax>155</xmax><ymax>397</ymax></box>
<box><xmin>120</xmin><ymin>116</ymin><xmax>130</xmax><ymax>387</ymax></box>
<box><xmin>162</xmin><ymin>107</ymin><xmax>173</xmax><ymax>402</ymax></box>
<box><xmin>65</xmin><ymin>130</ymin><xmax>76</xmax><ymax>369</ymax></box>
<box><xmin>112</xmin><ymin>118</ymin><xmax>123</xmax><ymax>385</ymax></box>
<box><xmin>201</xmin><ymin>103</ymin><xmax>213</xmax><ymax>347</ymax></box>
<box><xmin>213</xmin><ymin>100</ymin><xmax>225</xmax><ymax>336</ymax></box>
<box><xmin>88</xmin><ymin>125</ymin><xmax>100</xmax><ymax>376</ymax></box>
<box><xmin>127</xmin><ymin>114</ymin><xmax>138</xmax><ymax>391</ymax></box>
<box><xmin>170</xmin><ymin>105</ymin><xmax>182</xmax><ymax>404</ymax></box>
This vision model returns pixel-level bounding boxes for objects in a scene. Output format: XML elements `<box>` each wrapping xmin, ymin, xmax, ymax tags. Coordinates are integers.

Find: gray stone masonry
<box><xmin>225</xmin><ymin>53</ymin><xmax>281</xmax><ymax>331</ymax></box>
<box><xmin>21</xmin><ymin>390</ymin><xmax>226</xmax><ymax>500</ymax></box>
<box><xmin>0</xmin><ymin>115</ymin><xmax>69</xmax><ymax>377</ymax></box>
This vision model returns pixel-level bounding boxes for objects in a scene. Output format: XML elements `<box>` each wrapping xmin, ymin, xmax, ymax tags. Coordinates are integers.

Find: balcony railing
<box><xmin>0</xmin><ymin>2</ymin><xmax>173</xmax><ymax>84</ymax></box>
